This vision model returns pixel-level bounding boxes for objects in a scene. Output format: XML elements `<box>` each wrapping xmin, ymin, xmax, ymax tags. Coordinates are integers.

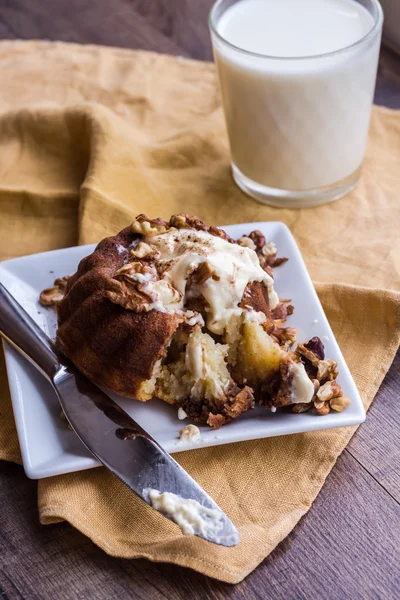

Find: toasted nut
<box><xmin>317</xmin><ymin>359</ymin><xmax>338</xmax><ymax>382</ymax></box>
<box><xmin>54</xmin><ymin>276</ymin><xmax>70</xmax><ymax>292</ymax></box>
<box><xmin>169</xmin><ymin>214</ymin><xmax>188</xmax><ymax>229</ymax></box>
<box><xmin>316</xmin><ymin>380</ymin><xmax>342</xmax><ymax>403</ymax></box>
<box><xmin>269</xmin><ymin>326</ymin><xmax>297</xmax><ymax>349</ymax></box>
<box><xmin>115</xmin><ymin>262</ymin><xmax>155</xmax><ymax>278</ymax></box>
<box><xmin>330</xmin><ymin>396</ymin><xmax>351</xmax><ymax>412</ymax></box>
<box><xmin>39</xmin><ymin>275</ymin><xmax>70</xmax><ymax>306</ymax></box>
<box><xmin>314</xmin><ymin>401</ymin><xmax>330</xmax><ymax>416</ymax></box>
<box><xmin>237</xmin><ymin>236</ymin><xmax>256</xmax><ymax>250</ymax></box>
<box><xmin>313</xmin><ymin>379</ymin><xmax>320</xmax><ymax>394</ymax></box>
<box><xmin>208</xmin><ymin>226</ymin><xmax>234</xmax><ymax>243</ymax></box>
<box><xmin>249</xmin><ymin>230</ymin><xmax>266</xmax><ymax>250</ymax></box>
<box><xmin>296</xmin><ymin>343</ymin><xmax>320</xmax><ymax>366</ymax></box>
<box><xmin>132</xmin><ymin>214</ymin><xmax>168</xmax><ymax>236</ymax></box>
<box><xmin>292</xmin><ymin>403</ymin><xmax>312</xmax><ymax>414</ymax></box>
<box><xmin>169</xmin><ymin>214</ymin><xmax>209</xmax><ymax>231</ymax></box>
<box><xmin>262</xmin><ymin>241</ymin><xmax>277</xmax><ymax>257</ymax></box>
<box><xmin>39</xmin><ymin>286</ymin><xmax>63</xmax><ymax>306</ymax></box>
<box><xmin>313</xmin><ymin>400</ymin><xmax>325</xmax><ymax>410</ymax></box>
<box><xmin>130</xmin><ymin>242</ymin><xmax>153</xmax><ymax>259</ymax></box>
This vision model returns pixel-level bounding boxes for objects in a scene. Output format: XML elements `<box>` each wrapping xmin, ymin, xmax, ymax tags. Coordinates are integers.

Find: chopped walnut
<box><xmin>115</xmin><ymin>261</ymin><xmax>155</xmax><ymax>278</ymax></box>
<box><xmin>262</xmin><ymin>241</ymin><xmax>277</xmax><ymax>257</ymax></box>
<box><xmin>317</xmin><ymin>359</ymin><xmax>338</xmax><ymax>382</ymax></box>
<box><xmin>314</xmin><ymin>401</ymin><xmax>330</xmax><ymax>416</ymax></box>
<box><xmin>108</xmin><ymin>262</ymin><xmax>157</xmax><ymax>311</ymax></box>
<box><xmin>270</xmin><ymin>301</ymin><xmax>294</xmax><ymax>321</ymax></box>
<box><xmin>257</xmin><ymin>256</ymin><xmax>274</xmax><ymax>277</ymax></box>
<box><xmin>237</xmin><ymin>236</ymin><xmax>256</xmax><ymax>250</ymax></box>
<box><xmin>208</xmin><ymin>225</ymin><xmax>235</xmax><ymax>243</ymax></box>
<box><xmin>131</xmin><ymin>214</ymin><xmax>168</xmax><ymax>236</ymax></box>
<box><xmin>269</xmin><ymin>326</ymin><xmax>297</xmax><ymax>350</ymax></box>
<box><xmin>130</xmin><ymin>241</ymin><xmax>154</xmax><ymax>259</ymax></box>
<box><xmin>169</xmin><ymin>214</ymin><xmax>189</xmax><ymax>229</ymax></box>
<box><xmin>316</xmin><ymin>380</ymin><xmax>342</xmax><ymax>403</ymax></box>
<box><xmin>296</xmin><ymin>343</ymin><xmax>320</xmax><ymax>367</ymax></box>
<box><xmin>169</xmin><ymin>214</ymin><xmax>208</xmax><ymax>231</ymax></box>
<box><xmin>330</xmin><ymin>396</ymin><xmax>351</xmax><ymax>412</ymax></box>
<box><xmin>168</xmin><ymin>214</ymin><xmax>236</xmax><ymax>242</ymax></box>
<box><xmin>247</xmin><ymin>231</ymin><xmax>288</xmax><ymax>270</ymax></box>
<box><xmin>270</xmin><ymin>257</ymin><xmax>289</xmax><ymax>267</ymax></box>
<box><xmin>106</xmin><ymin>279</ymin><xmax>154</xmax><ymax>312</ymax></box>
<box><xmin>248</xmin><ymin>230</ymin><xmax>266</xmax><ymax>250</ymax></box>
<box><xmin>39</xmin><ymin>276</ymin><xmax>70</xmax><ymax>306</ymax></box>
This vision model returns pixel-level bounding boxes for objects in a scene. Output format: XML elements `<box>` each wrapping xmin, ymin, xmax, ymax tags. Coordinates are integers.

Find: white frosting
<box><xmin>147</xmin><ymin>489</ymin><xmax>234</xmax><ymax>543</ymax></box>
<box><xmin>289</xmin><ymin>362</ymin><xmax>315</xmax><ymax>404</ymax></box>
<box><xmin>145</xmin><ymin>228</ymin><xmax>278</xmax><ymax>334</ymax></box>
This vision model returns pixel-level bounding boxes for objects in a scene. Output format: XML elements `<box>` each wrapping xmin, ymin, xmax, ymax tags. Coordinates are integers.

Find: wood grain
<box><xmin>1</xmin><ymin>441</ymin><xmax>400</xmax><ymax>600</ymax></box>
<box><xmin>347</xmin><ymin>350</ymin><xmax>400</xmax><ymax>502</ymax></box>
<box><xmin>0</xmin><ymin>0</ymin><xmax>399</xmax><ymax>597</ymax></box>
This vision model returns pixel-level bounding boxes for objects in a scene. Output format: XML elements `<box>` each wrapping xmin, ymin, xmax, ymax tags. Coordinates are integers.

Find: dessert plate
<box><xmin>0</xmin><ymin>222</ymin><xmax>365</xmax><ymax>479</ymax></box>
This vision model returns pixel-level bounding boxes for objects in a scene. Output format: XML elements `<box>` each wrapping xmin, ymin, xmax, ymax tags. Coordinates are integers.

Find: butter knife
<box><xmin>0</xmin><ymin>282</ymin><xmax>239</xmax><ymax>547</ymax></box>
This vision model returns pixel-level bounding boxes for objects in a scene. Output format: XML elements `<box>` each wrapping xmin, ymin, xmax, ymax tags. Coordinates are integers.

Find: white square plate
<box><xmin>0</xmin><ymin>222</ymin><xmax>365</xmax><ymax>479</ymax></box>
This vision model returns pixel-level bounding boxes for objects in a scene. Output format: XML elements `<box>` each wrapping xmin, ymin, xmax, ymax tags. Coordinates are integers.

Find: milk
<box><xmin>210</xmin><ymin>0</ymin><xmax>382</xmax><ymax>204</ymax></box>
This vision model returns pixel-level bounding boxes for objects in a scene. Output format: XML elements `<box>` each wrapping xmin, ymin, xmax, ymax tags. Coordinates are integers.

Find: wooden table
<box><xmin>0</xmin><ymin>2</ymin><xmax>399</xmax><ymax>598</ymax></box>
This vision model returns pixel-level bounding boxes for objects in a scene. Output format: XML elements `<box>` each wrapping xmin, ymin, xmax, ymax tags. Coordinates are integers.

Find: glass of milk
<box><xmin>209</xmin><ymin>0</ymin><xmax>383</xmax><ymax>207</ymax></box>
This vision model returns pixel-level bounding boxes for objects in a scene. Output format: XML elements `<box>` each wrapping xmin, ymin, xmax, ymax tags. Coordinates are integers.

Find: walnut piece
<box><xmin>317</xmin><ymin>359</ymin><xmax>338</xmax><ymax>382</ymax></box>
<box><xmin>330</xmin><ymin>396</ymin><xmax>351</xmax><ymax>412</ymax></box>
<box><xmin>314</xmin><ymin>401</ymin><xmax>330</xmax><ymax>416</ymax></box>
<box><xmin>169</xmin><ymin>213</ymin><xmax>208</xmax><ymax>231</ymax></box>
<box><xmin>247</xmin><ymin>230</ymin><xmax>265</xmax><ymax>250</ymax></box>
<box><xmin>131</xmin><ymin>214</ymin><xmax>168</xmax><ymax>236</ymax></box>
<box><xmin>130</xmin><ymin>241</ymin><xmax>154</xmax><ymax>259</ymax></box>
<box><xmin>269</xmin><ymin>325</ymin><xmax>297</xmax><ymax>350</ymax></box>
<box><xmin>296</xmin><ymin>343</ymin><xmax>320</xmax><ymax>367</ymax></box>
<box><xmin>237</xmin><ymin>236</ymin><xmax>256</xmax><ymax>250</ymax></box>
<box><xmin>39</xmin><ymin>276</ymin><xmax>70</xmax><ymax>306</ymax></box>
<box><xmin>316</xmin><ymin>381</ymin><xmax>342</xmax><ymax>403</ymax></box>
<box><xmin>262</xmin><ymin>241</ymin><xmax>277</xmax><ymax>257</ymax></box>
<box><xmin>106</xmin><ymin>279</ymin><xmax>153</xmax><ymax>312</ymax></box>
<box><xmin>115</xmin><ymin>261</ymin><xmax>155</xmax><ymax>278</ymax></box>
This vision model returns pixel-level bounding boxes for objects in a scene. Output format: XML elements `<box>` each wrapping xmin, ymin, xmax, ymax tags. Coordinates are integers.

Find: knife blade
<box><xmin>0</xmin><ymin>281</ymin><xmax>239</xmax><ymax>546</ymax></box>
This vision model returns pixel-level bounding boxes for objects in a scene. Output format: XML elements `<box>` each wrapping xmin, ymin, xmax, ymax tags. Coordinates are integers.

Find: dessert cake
<box><xmin>42</xmin><ymin>214</ymin><xmax>349</xmax><ymax>428</ymax></box>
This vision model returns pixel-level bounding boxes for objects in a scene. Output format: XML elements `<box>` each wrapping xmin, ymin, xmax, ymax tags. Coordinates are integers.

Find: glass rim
<box><xmin>209</xmin><ymin>0</ymin><xmax>383</xmax><ymax>61</ymax></box>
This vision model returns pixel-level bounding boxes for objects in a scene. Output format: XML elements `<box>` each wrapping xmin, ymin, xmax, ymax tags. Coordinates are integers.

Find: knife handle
<box><xmin>0</xmin><ymin>282</ymin><xmax>61</xmax><ymax>381</ymax></box>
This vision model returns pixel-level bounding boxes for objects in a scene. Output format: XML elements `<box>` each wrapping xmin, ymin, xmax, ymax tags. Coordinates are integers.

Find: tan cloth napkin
<box><xmin>0</xmin><ymin>41</ymin><xmax>399</xmax><ymax>583</ymax></box>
